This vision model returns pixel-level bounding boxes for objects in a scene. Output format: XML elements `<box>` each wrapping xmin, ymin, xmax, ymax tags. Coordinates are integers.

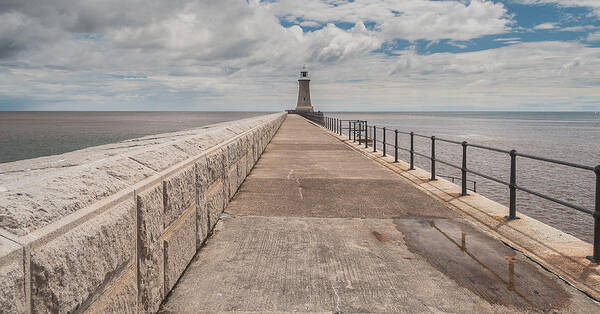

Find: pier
<box><xmin>1</xmin><ymin>113</ymin><xmax>599</xmax><ymax>313</ymax></box>
<box><xmin>161</xmin><ymin>114</ymin><xmax>598</xmax><ymax>312</ymax></box>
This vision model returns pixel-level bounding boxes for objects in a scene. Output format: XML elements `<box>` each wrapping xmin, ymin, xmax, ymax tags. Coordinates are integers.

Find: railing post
<box><xmin>508</xmin><ymin>150</ymin><xmax>518</xmax><ymax>219</ymax></box>
<box><xmin>589</xmin><ymin>165</ymin><xmax>600</xmax><ymax>263</ymax></box>
<box><xmin>373</xmin><ymin>126</ymin><xmax>377</xmax><ymax>152</ymax></box>
<box><xmin>383</xmin><ymin>127</ymin><xmax>386</xmax><ymax>157</ymax></box>
<box><xmin>358</xmin><ymin>122</ymin><xmax>362</xmax><ymax>144</ymax></box>
<box><xmin>409</xmin><ymin>132</ymin><xmax>415</xmax><ymax>170</ymax></box>
<box><xmin>349</xmin><ymin>121</ymin><xmax>352</xmax><ymax>140</ymax></box>
<box><xmin>339</xmin><ymin>119</ymin><xmax>342</xmax><ymax>136</ymax></box>
<box><xmin>461</xmin><ymin>141</ymin><xmax>468</xmax><ymax>196</ymax></box>
<box><xmin>353</xmin><ymin>122</ymin><xmax>356</xmax><ymax>142</ymax></box>
<box><xmin>364</xmin><ymin>121</ymin><xmax>368</xmax><ymax>148</ymax></box>
<box><xmin>394</xmin><ymin>130</ymin><xmax>398</xmax><ymax>163</ymax></box>
<box><xmin>430</xmin><ymin>136</ymin><xmax>436</xmax><ymax>181</ymax></box>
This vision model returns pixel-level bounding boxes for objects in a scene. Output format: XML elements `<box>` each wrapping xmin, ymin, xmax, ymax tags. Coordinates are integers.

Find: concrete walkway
<box><xmin>161</xmin><ymin>115</ymin><xmax>598</xmax><ymax>313</ymax></box>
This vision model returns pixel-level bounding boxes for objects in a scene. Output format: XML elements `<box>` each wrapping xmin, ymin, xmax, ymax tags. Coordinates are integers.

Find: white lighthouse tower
<box><xmin>295</xmin><ymin>65</ymin><xmax>314</xmax><ymax>112</ymax></box>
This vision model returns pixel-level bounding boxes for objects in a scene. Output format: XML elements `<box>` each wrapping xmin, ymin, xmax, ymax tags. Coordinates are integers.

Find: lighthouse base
<box><xmin>286</xmin><ymin>109</ymin><xmax>323</xmax><ymax>124</ymax></box>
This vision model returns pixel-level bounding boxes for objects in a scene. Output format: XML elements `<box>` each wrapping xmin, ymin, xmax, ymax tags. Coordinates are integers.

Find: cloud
<box><xmin>588</xmin><ymin>31</ymin><xmax>600</xmax><ymax>41</ymax></box>
<box><xmin>533</xmin><ymin>22</ymin><xmax>557</xmax><ymax>30</ymax></box>
<box><xmin>268</xmin><ymin>0</ymin><xmax>512</xmax><ymax>41</ymax></box>
<box><xmin>514</xmin><ymin>0</ymin><xmax>600</xmax><ymax>17</ymax></box>
<box><xmin>0</xmin><ymin>0</ymin><xmax>598</xmax><ymax>111</ymax></box>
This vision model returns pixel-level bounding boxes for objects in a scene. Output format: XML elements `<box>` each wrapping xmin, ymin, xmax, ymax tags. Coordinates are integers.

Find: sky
<box><xmin>0</xmin><ymin>0</ymin><xmax>599</xmax><ymax>111</ymax></box>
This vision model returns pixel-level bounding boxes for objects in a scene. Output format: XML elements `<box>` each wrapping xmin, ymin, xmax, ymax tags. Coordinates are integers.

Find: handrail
<box><xmin>316</xmin><ymin>113</ymin><xmax>600</xmax><ymax>263</ymax></box>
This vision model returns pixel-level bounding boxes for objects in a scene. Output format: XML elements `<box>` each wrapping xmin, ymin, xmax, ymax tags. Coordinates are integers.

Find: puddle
<box><xmin>395</xmin><ymin>218</ymin><xmax>571</xmax><ymax>311</ymax></box>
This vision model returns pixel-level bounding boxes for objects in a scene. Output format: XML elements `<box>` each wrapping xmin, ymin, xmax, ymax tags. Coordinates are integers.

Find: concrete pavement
<box><xmin>160</xmin><ymin>115</ymin><xmax>599</xmax><ymax>313</ymax></box>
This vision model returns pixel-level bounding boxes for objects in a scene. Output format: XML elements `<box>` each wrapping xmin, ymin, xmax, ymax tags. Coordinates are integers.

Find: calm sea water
<box><xmin>1</xmin><ymin>111</ymin><xmax>598</xmax><ymax>242</ymax></box>
<box><xmin>0</xmin><ymin>112</ymin><xmax>270</xmax><ymax>164</ymax></box>
<box><xmin>330</xmin><ymin>112</ymin><xmax>600</xmax><ymax>243</ymax></box>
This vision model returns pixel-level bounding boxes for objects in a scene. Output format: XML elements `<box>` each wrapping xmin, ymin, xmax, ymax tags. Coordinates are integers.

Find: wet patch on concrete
<box><xmin>395</xmin><ymin>218</ymin><xmax>571</xmax><ymax>311</ymax></box>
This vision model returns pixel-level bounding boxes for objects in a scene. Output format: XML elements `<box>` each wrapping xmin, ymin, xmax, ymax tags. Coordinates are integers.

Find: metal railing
<box><xmin>313</xmin><ymin>115</ymin><xmax>600</xmax><ymax>263</ymax></box>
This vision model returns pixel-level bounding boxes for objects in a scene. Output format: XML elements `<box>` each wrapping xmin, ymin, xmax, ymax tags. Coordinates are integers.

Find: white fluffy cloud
<box><xmin>268</xmin><ymin>0</ymin><xmax>511</xmax><ymax>41</ymax></box>
<box><xmin>0</xmin><ymin>0</ymin><xmax>598</xmax><ymax>111</ymax></box>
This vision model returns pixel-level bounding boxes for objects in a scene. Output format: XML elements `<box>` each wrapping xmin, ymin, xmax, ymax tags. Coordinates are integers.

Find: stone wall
<box><xmin>0</xmin><ymin>112</ymin><xmax>287</xmax><ymax>313</ymax></box>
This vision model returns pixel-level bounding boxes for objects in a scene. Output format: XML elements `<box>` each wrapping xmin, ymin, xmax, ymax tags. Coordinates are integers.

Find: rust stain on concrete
<box><xmin>371</xmin><ymin>230</ymin><xmax>388</xmax><ymax>242</ymax></box>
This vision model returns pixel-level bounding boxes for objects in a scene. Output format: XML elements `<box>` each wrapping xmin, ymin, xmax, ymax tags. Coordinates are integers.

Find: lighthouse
<box><xmin>295</xmin><ymin>65</ymin><xmax>314</xmax><ymax>112</ymax></box>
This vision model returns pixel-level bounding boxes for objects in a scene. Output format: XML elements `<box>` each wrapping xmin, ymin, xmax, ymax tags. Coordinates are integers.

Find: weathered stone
<box><xmin>0</xmin><ymin>166</ymin><xmax>130</xmax><ymax>236</ymax></box>
<box><xmin>206</xmin><ymin>180</ymin><xmax>226</xmax><ymax>230</ymax></box>
<box><xmin>237</xmin><ymin>155</ymin><xmax>248</xmax><ymax>190</ymax></box>
<box><xmin>205</xmin><ymin>148</ymin><xmax>226</xmax><ymax>183</ymax></box>
<box><xmin>226</xmin><ymin>164</ymin><xmax>238</xmax><ymax>201</ymax></box>
<box><xmin>226</xmin><ymin>140</ymin><xmax>241</xmax><ymax>168</ymax></box>
<box><xmin>0</xmin><ymin>236</ymin><xmax>24</xmax><ymax>313</ymax></box>
<box><xmin>196</xmin><ymin>194</ymin><xmax>209</xmax><ymax>248</ymax></box>
<box><xmin>163</xmin><ymin>166</ymin><xmax>195</xmax><ymax>228</ymax></box>
<box><xmin>0</xmin><ymin>113</ymin><xmax>285</xmax><ymax>237</ymax></box>
<box><xmin>129</xmin><ymin>145</ymin><xmax>191</xmax><ymax>172</ymax></box>
<box><xmin>94</xmin><ymin>157</ymin><xmax>156</xmax><ymax>185</ymax></box>
<box><xmin>137</xmin><ymin>183</ymin><xmax>164</xmax><ymax>313</ymax></box>
<box><xmin>88</xmin><ymin>267</ymin><xmax>137</xmax><ymax>314</ymax></box>
<box><xmin>194</xmin><ymin>160</ymin><xmax>210</xmax><ymax>248</ymax></box>
<box><xmin>164</xmin><ymin>209</ymin><xmax>197</xmax><ymax>293</ymax></box>
<box><xmin>30</xmin><ymin>199</ymin><xmax>135</xmax><ymax>313</ymax></box>
<box><xmin>246</xmin><ymin>150</ymin><xmax>254</xmax><ymax>175</ymax></box>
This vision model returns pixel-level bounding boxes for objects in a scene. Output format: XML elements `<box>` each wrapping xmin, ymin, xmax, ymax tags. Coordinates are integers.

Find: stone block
<box><xmin>30</xmin><ymin>199</ymin><xmax>135</xmax><ymax>313</ymax></box>
<box><xmin>194</xmin><ymin>160</ymin><xmax>210</xmax><ymax>248</ymax></box>
<box><xmin>196</xmin><ymin>194</ymin><xmax>209</xmax><ymax>248</ymax></box>
<box><xmin>205</xmin><ymin>148</ymin><xmax>226</xmax><ymax>183</ymax></box>
<box><xmin>0</xmin><ymin>165</ymin><xmax>130</xmax><ymax>236</ymax></box>
<box><xmin>163</xmin><ymin>166</ymin><xmax>195</xmax><ymax>228</ymax></box>
<box><xmin>129</xmin><ymin>145</ymin><xmax>190</xmax><ymax>172</ymax></box>
<box><xmin>87</xmin><ymin>267</ymin><xmax>137</xmax><ymax>314</ymax></box>
<box><xmin>137</xmin><ymin>183</ymin><xmax>164</xmax><ymax>313</ymax></box>
<box><xmin>0</xmin><ymin>237</ymin><xmax>25</xmax><ymax>313</ymax></box>
<box><xmin>237</xmin><ymin>155</ymin><xmax>248</xmax><ymax>190</ymax></box>
<box><xmin>205</xmin><ymin>179</ymin><xmax>225</xmax><ymax>230</ymax></box>
<box><xmin>164</xmin><ymin>208</ymin><xmax>196</xmax><ymax>293</ymax></box>
<box><xmin>227</xmin><ymin>164</ymin><xmax>238</xmax><ymax>201</ymax></box>
<box><xmin>226</xmin><ymin>140</ymin><xmax>244</xmax><ymax>167</ymax></box>
<box><xmin>246</xmin><ymin>150</ymin><xmax>254</xmax><ymax>174</ymax></box>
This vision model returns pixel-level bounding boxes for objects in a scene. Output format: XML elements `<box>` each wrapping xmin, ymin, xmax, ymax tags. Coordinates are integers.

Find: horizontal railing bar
<box><xmin>515</xmin><ymin>152</ymin><xmax>595</xmax><ymax>171</ymax></box>
<box><xmin>328</xmin><ymin>117</ymin><xmax>593</xmax><ymax>173</ymax></box>
<box><xmin>435</xmin><ymin>158</ymin><xmax>463</xmax><ymax>170</ymax></box>
<box><xmin>413</xmin><ymin>151</ymin><xmax>432</xmax><ymax>160</ymax></box>
<box><xmin>466</xmin><ymin>168</ymin><xmax>510</xmax><ymax>186</ymax></box>
<box><xmin>436</xmin><ymin>137</ymin><xmax>463</xmax><ymax>145</ymax></box>
<box><xmin>438</xmin><ymin>174</ymin><xmax>477</xmax><ymax>184</ymax></box>
<box><xmin>468</xmin><ymin>143</ymin><xmax>511</xmax><ymax>154</ymax></box>
<box><xmin>413</xmin><ymin>133</ymin><xmax>430</xmax><ymax>139</ymax></box>
<box><xmin>516</xmin><ymin>185</ymin><xmax>594</xmax><ymax>215</ymax></box>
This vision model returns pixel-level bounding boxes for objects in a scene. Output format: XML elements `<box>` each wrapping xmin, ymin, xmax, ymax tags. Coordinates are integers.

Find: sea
<box><xmin>1</xmin><ymin>111</ymin><xmax>599</xmax><ymax>243</ymax></box>
<box><xmin>329</xmin><ymin>111</ymin><xmax>600</xmax><ymax>244</ymax></box>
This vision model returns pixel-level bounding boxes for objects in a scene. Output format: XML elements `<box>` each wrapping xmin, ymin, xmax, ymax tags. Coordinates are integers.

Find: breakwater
<box><xmin>0</xmin><ymin>112</ymin><xmax>286</xmax><ymax>312</ymax></box>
